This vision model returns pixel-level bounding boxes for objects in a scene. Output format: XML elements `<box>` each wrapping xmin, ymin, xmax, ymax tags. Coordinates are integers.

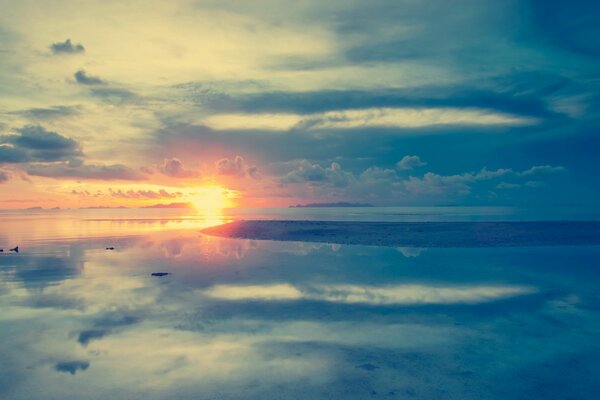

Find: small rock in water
<box><xmin>10</xmin><ymin>246</ymin><xmax>19</xmax><ymax>253</ymax></box>
<box><xmin>105</xmin><ymin>247</ymin><xmax>115</xmax><ymax>250</ymax></box>
<box><xmin>151</xmin><ymin>272</ymin><xmax>170</xmax><ymax>277</ymax></box>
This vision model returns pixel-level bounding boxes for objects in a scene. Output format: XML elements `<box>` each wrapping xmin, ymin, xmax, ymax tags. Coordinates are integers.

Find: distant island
<box><xmin>142</xmin><ymin>202</ymin><xmax>193</xmax><ymax>209</ymax></box>
<box><xmin>289</xmin><ymin>202</ymin><xmax>374</xmax><ymax>208</ymax></box>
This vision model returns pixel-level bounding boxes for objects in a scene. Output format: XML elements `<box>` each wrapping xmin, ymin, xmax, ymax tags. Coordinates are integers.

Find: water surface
<box><xmin>1</xmin><ymin>208</ymin><xmax>599</xmax><ymax>399</ymax></box>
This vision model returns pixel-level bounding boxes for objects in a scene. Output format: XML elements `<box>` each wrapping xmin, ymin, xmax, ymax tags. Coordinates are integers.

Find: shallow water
<box><xmin>1</xmin><ymin>209</ymin><xmax>599</xmax><ymax>399</ymax></box>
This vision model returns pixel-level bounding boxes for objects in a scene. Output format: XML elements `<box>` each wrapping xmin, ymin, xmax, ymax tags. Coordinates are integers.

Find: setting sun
<box><xmin>191</xmin><ymin>186</ymin><xmax>236</xmax><ymax>214</ymax></box>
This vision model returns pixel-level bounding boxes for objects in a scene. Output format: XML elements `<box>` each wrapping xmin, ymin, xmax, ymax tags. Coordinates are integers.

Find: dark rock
<box><xmin>151</xmin><ymin>272</ymin><xmax>170</xmax><ymax>277</ymax></box>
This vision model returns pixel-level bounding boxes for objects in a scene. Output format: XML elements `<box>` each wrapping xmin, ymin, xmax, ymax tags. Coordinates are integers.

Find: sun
<box><xmin>191</xmin><ymin>186</ymin><xmax>236</xmax><ymax>214</ymax></box>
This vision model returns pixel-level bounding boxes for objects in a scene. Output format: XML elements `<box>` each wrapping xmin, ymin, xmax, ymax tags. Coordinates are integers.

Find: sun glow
<box><xmin>191</xmin><ymin>186</ymin><xmax>236</xmax><ymax>215</ymax></box>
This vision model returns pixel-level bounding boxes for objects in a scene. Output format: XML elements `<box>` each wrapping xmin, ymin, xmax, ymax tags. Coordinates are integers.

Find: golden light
<box><xmin>191</xmin><ymin>186</ymin><xmax>236</xmax><ymax>215</ymax></box>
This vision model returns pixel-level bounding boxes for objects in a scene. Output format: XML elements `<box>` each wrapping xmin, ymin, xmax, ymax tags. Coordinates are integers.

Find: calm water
<box><xmin>1</xmin><ymin>208</ymin><xmax>599</xmax><ymax>399</ymax></box>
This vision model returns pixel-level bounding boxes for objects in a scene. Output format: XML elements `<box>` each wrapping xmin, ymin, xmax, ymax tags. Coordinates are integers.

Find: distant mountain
<box><xmin>81</xmin><ymin>206</ymin><xmax>128</xmax><ymax>209</ymax></box>
<box><xmin>289</xmin><ymin>202</ymin><xmax>374</xmax><ymax>208</ymax></box>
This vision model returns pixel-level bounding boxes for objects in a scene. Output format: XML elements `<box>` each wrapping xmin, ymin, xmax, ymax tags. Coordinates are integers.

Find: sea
<box><xmin>1</xmin><ymin>206</ymin><xmax>599</xmax><ymax>399</ymax></box>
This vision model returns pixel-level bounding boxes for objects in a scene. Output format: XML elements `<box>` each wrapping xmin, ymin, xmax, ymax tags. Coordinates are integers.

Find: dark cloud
<box><xmin>182</xmin><ymin>85</ymin><xmax>561</xmax><ymax>121</ymax></box>
<box><xmin>26</xmin><ymin>162</ymin><xmax>146</xmax><ymax>181</ymax></box>
<box><xmin>49</xmin><ymin>38</ymin><xmax>85</xmax><ymax>54</ymax></box>
<box><xmin>159</xmin><ymin>158</ymin><xmax>200</xmax><ymax>178</ymax></box>
<box><xmin>216</xmin><ymin>156</ymin><xmax>260</xmax><ymax>179</ymax></box>
<box><xmin>74</xmin><ymin>69</ymin><xmax>105</xmax><ymax>85</ymax></box>
<box><xmin>13</xmin><ymin>126</ymin><xmax>78</xmax><ymax>150</ymax></box>
<box><xmin>0</xmin><ymin>125</ymin><xmax>82</xmax><ymax>163</ymax></box>
<box><xmin>0</xmin><ymin>125</ymin><xmax>148</xmax><ymax>182</ymax></box>
<box><xmin>77</xmin><ymin>329</ymin><xmax>109</xmax><ymax>346</ymax></box>
<box><xmin>54</xmin><ymin>360</ymin><xmax>89</xmax><ymax>375</ymax></box>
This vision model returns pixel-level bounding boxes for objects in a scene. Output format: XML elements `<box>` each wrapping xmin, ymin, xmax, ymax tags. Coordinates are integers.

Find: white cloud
<box><xmin>518</xmin><ymin>165</ymin><xmax>567</xmax><ymax>177</ymax></box>
<box><xmin>202</xmin><ymin>107</ymin><xmax>537</xmax><ymax>131</ymax></box>
<box><xmin>397</xmin><ymin>155</ymin><xmax>427</xmax><ymax>170</ymax></box>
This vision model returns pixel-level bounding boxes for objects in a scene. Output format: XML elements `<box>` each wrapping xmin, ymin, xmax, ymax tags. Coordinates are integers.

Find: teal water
<box><xmin>0</xmin><ymin>208</ymin><xmax>599</xmax><ymax>399</ymax></box>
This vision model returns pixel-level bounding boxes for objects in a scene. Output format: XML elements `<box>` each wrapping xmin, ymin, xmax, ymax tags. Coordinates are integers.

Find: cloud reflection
<box><xmin>205</xmin><ymin>283</ymin><xmax>535</xmax><ymax>305</ymax></box>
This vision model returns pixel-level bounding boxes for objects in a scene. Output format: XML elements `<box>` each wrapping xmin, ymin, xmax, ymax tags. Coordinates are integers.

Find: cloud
<box><xmin>14</xmin><ymin>105</ymin><xmax>80</xmax><ymax>120</ymax></box>
<box><xmin>192</xmin><ymin>84</ymin><xmax>562</xmax><ymax>121</ymax></box>
<box><xmin>203</xmin><ymin>107</ymin><xmax>537</xmax><ymax>131</ymax></box>
<box><xmin>0</xmin><ymin>125</ymin><xmax>82</xmax><ymax>163</ymax></box>
<box><xmin>159</xmin><ymin>158</ymin><xmax>200</xmax><ymax>178</ymax></box>
<box><xmin>496</xmin><ymin>182</ymin><xmax>521</xmax><ymax>189</ymax></box>
<box><xmin>26</xmin><ymin>162</ymin><xmax>146</xmax><ymax>181</ymax></box>
<box><xmin>49</xmin><ymin>39</ymin><xmax>85</xmax><ymax>54</ymax></box>
<box><xmin>89</xmin><ymin>87</ymin><xmax>137</xmax><ymax>103</ymax></box>
<box><xmin>525</xmin><ymin>180</ymin><xmax>546</xmax><ymax>188</ymax></box>
<box><xmin>216</xmin><ymin>156</ymin><xmax>260</xmax><ymax>179</ymax></box>
<box><xmin>54</xmin><ymin>360</ymin><xmax>89</xmax><ymax>375</ymax></box>
<box><xmin>13</xmin><ymin>126</ymin><xmax>78</xmax><ymax>150</ymax></box>
<box><xmin>281</xmin><ymin>161</ymin><xmax>354</xmax><ymax>187</ymax></box>
<box><xmin>77</xmin><ymin>329</ymin><xmax>109</xmax><ymax>346</ymax></box>
<box><xmin>397</xmin><ymin>155</ymin><xmax>426</xmax><ymax>170</ymax></box>
<box><xmin>204</xmin><ymin>283</ymin><xmax>535</xmax><ymax>305</ymax></box>
<box><xmin>0</xmin><ymin>170</ymin><xmax>9</xmax><ymax>183</ymax></box>
<box><xmin>107</xmin><ymin>188</ymin><xmax>183</xmax><ymax>199</ymax></box>
<box><xmin>404</xmin><ymin>168</ymin><xmax>512</xmax><ymax>196</ymax></box>
<box><xmin>74</xmin><ymin>69</ymin><xmax>105</xmax><ymax>85</ymax></box>
<box><xmin>518</xmin><ymin>165</ymin><xmax>567</xmax><ymax>177</ymax></box>
<box><xmin>275</xmin><ymin>159</ymin><xmax>566</xmax><ymax>203</ymax></box>
<box><xmin>0</xmin><ymin>125</ymin><xmax>148</xmax><ymax>182</ymax></box>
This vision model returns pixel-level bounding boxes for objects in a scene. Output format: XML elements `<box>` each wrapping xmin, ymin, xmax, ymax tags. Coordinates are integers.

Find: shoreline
<box><xmin>201</xmin><ymin>220</ymin><xmax>600</xmax><ymax>247</ymax></box>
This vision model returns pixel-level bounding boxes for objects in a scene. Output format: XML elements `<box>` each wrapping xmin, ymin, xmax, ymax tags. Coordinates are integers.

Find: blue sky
<box><xmin>0</xmin><ymin>0</ymin><xmax>598</xmax><ymax>208</ymax></box>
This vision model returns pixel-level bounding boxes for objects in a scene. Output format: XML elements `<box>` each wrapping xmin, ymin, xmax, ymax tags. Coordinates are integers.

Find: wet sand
<box><xmin>202</xmin><ymin>220</ymin><xmax>600</xmax><ymax>247</ymax></box>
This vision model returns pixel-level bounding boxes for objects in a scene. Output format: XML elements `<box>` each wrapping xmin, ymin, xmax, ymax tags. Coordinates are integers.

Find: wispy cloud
<box><xmin>26</xmin><ymin>162</ymin><xmax>146</xmax><ymax>181</ymax></box>
<box><xmin>203</xmin><ymin>107</ymin><xmax>537</xmax><ymax>131</ymax></box>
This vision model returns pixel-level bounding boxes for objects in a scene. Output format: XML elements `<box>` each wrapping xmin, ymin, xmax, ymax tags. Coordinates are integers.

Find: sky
<box><xmin>0</xmin><ymin>0</ymin><xmax>599</xmax><ymax>209</ymax></box>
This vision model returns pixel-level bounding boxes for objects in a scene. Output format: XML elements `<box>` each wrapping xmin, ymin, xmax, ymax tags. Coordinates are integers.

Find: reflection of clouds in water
<box><xmin>84</xmin><ymin>328</ymin><xmax>333</xmax><ymax>392</ymax></box>
<box><xmin>205</xmin><ymin>283</ymin><xmax>536</xmax><ymax>305</ymax></box>
<box><xmin>78</xmin><ymin>311</ymin><xmax>142</xmax><ymax>346</ymax></box>
<box><xmin>257</xmin><ymin>241</ymin><xmax>341</xmax><ymax>255</ymax></box>
<box><xmin>0</xmin><ymin>247</ymin><xmax>85</xmax><ymax>289</ymax></box>
<box><xmin>207</xmin><ymin>284</ymin><xmax>303</xmax><ymax>301</ymax></box>
<box><xmin>160</xmin><ymin>237</ymin><xmax>187</xmax><ymax>257</ymax></box>
<box><xmin>1</xmin><ymin>227</ymin><xmax>599</xmax><ymax>400</ymax></box>
<box><xmin>397</xmin><ymin>247</ymin><xmax>427</xmax><ymax>258</ymax></box>
<box><xmin>216</xmin><ymin>238</ymin><xmax>257</xmax><ymax>259</ymax></box>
